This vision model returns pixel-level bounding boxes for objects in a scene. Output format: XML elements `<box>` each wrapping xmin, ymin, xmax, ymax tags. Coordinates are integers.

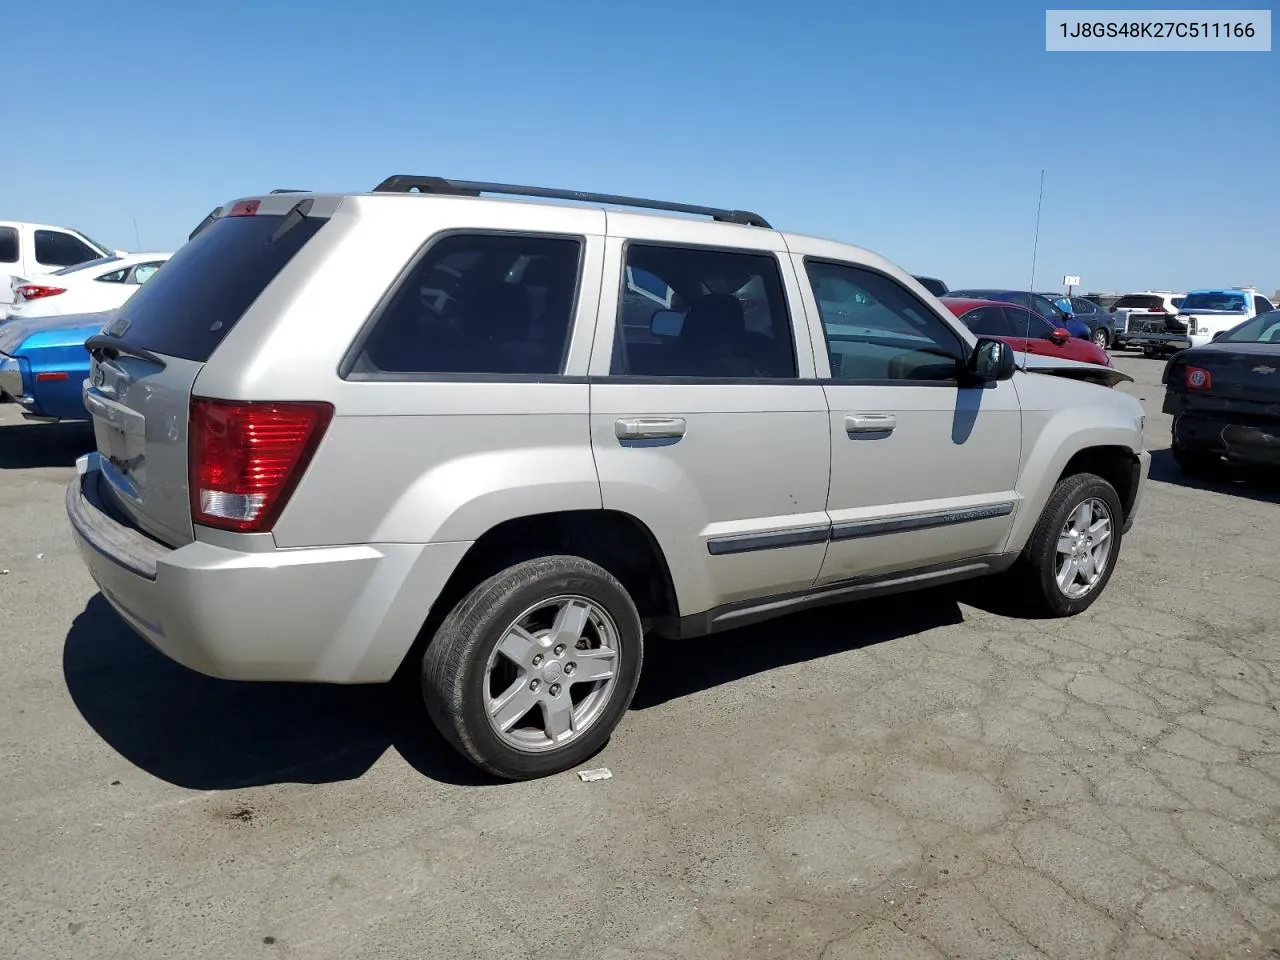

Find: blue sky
<box><xmin>4</xmin><ymin>0</ymin><xmax>1276</xmax><ymax>294</ymax></box>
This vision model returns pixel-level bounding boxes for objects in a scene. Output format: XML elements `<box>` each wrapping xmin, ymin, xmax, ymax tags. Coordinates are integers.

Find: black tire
<box><xmin>1092</xmin><ymin>327</ymin><xmax>1109</xmax><ymax>349</ymax></box>
<box><xmin>422</xmin><ymin>555</ymin><xmax>643</xmax><ymax>780</ymax></box>
<box><xmin>1172</xmin><ymin>444</ymin><xmax>1224</xmax><ymax>479</ymax></box>
<box><xmin>1013</xmin><ymin>472</ymin><xmax>1125</xmax><ymax>618</ymax></box>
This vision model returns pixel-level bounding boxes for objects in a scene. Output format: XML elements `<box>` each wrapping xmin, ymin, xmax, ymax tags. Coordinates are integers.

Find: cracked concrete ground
<box><xmin>2</xmin><ymin>355</ymin><xmax>1279</xmax><ymax>960</ymax></box>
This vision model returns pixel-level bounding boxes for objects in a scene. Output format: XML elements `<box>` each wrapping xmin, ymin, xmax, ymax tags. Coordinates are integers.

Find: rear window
<box><xmin>0</xmin><ymin>227</ymin><xmax>17</xmax><ymax>264</ymax></box>
<box><xmin>112</xmin><ymin>213</ymin><xmax>327</xmax><ymax>363</ymax></box>
<box><xmin>1114</xmin><ymin>295</ymin><xmax>1162</xmax><ymax>310</ymax></box>
<box><xmin>1180</xmin><ymin>291</ymin><xmax>1248</xmax><ymax>312</ymax></box>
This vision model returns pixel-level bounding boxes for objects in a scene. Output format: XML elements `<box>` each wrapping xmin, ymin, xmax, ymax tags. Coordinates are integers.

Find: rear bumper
<box><xmin>1173</xmin><ymin>411</ymin><xmax>1280</xmax><ymax>467</ymax></box>
<box><xmin>66</xmin><ymin>453</ymin><xmax>472</xmax><ymax>683</ymax></box>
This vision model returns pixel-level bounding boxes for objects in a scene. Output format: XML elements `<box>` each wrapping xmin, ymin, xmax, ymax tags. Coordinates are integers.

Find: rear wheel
<box><xmin>422</xmin><ymin>555</ymin><xmax>643</xmax><ymax>780</ymax></box>
<box><xmin>1092</xmin><ymin>327</ymin><xmax>1109</xmax><ymax>349</ymax></box>
<box><xmin>1013</xmin><ymin>472</ymin><xmax>1124</xmax><ymax>617</ymax></box>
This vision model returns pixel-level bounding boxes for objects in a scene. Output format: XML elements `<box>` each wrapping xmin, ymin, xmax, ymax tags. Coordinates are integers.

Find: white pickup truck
<box><xmin>1126</xmin><ymin>287</ymin><xmax>1277</xmax><ymax>355</ymax></box>
<box><xmin>1</xmin><ymin>220</ymin><xmax>121</xmax><ymax>310</ymax></box>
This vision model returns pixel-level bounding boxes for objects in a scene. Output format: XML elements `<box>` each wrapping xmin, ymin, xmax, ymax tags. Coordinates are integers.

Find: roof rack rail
<box><xmin>370</xmin><ymin>175</ymin><xmax>772</xmax><ymax>228</ymax></box>
<box><xmin>269</xmin><ymin>188</ymin><xmax>309</xmax><ymax>194</ymax></box>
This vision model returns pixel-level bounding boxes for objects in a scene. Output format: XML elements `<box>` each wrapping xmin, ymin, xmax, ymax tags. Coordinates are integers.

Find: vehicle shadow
<box><xmin>1148</xmin><ymin>448</ymin><xmax>1280</xmax><ymax>504</ymax></box>
<box><xmin>66</xmin><ymin>586</ymin><xmax>975</xmax><ymax>787</ymax></box>
<box><xmin>634</xmin><ymin>589</ymin><xmax>967</xmax><ymax>708</ymax></box>
<box><xmin>0</xmin><ymin>420</ymin><xmax>94</xmax><ymax>470</ymax></box>
<box><xmin>62</xmin><ymin>595</ymin><xmax>491</xmax><ymax>790</ymax></box>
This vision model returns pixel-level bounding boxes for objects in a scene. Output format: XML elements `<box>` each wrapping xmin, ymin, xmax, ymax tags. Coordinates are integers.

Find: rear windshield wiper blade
<box><xmin>84</xmin><ymin>333</ymin><xmax>166</xmax><ymax>369</ymax></box>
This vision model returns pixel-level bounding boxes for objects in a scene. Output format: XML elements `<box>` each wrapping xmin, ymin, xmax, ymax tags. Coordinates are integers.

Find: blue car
<box><xmin>0</xmin><ymin>311</ymin><xmax>107</xmax><ymax>422</ymax></box>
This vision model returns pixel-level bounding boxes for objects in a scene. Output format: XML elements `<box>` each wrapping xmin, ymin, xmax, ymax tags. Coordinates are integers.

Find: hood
<box><xmin>1017</xmin><ymin>351</ymin><xmax>1134</xmax><ymax>388</ymax></box>
<box><xmin>0</xmin><ymin>311</ymin><xmax>111</xmax><ymax>356</ymax></box>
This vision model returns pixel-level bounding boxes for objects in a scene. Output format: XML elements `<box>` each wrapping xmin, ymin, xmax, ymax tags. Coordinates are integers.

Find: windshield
<box><xmin>1181</xmin><ymin>292</ymin><xmax>1248</xmax><ymax>312</ymax></box>
<box><xmin>53</xmin><ymin>255</ymin><xmax>123</xmax><ymax>276</ymax></box>
<box><xmin>1218</xmin><ymin>313</ymin><xmax>1280</xmax><ymax>344</ymax></box>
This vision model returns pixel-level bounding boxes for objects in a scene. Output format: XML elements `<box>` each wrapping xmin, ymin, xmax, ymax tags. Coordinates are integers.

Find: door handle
<box><xmin>845</xmin><ymin>413</ymin><xmax>897</xmax><ymax>435</ymax></box>
<box><xmin>615</xmin><ymin>417</ymin><xmax>687</xmax><ymax>441</ymax></box>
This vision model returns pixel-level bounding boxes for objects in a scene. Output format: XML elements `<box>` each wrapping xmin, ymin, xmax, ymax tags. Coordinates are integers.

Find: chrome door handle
<box><xmin>615</xmin><ymin>417</ymin><xmax>687</xmax><ymax>440</ymax></box>
<box><xmin>845</xmin><ymin>413</ymin><xmax>897</xmax><ymax>435</ymax></box>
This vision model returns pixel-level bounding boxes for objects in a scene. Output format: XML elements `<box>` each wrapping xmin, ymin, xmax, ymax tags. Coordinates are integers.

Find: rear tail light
<box><xmin>189</xmin><ymin>398</ymin><xmax>333</xmax><ymax>533</ymax></box>
<box><xmin>1185</xmin><ymin>366</ymin><xmax>1212</xmax><ymax>390</ymax></box>
<box><xmin>15</xmin><ymin>284</ymin><xmax>66</xmax><ymax>301</ymax></box>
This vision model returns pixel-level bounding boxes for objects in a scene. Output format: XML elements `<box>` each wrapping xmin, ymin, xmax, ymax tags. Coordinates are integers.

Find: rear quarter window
<box><xmin>111</xmin><ymin>213</ymin><xmax>327</xmax><ymax>363</ymax></box>
<box><xmin>0</xmin><ymin>227</ymin><xmax>18</xmax><ymax>264</ymax></box>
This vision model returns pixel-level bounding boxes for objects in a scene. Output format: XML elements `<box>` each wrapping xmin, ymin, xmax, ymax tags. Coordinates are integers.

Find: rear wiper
<box><xmin>84</xmin><ymin>333</ymin><xmax>166</xmax><ymax>369</ymax></box>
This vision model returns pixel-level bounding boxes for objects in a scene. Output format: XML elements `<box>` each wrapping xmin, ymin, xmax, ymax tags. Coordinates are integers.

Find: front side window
<box><xmin>611</xmin><ymin>244</ymin><xmax>797</xmax><ymax>378</ymax></box>
<box><xmin>349</xmin><ymin>233</ymin><xmax>582</xmax><ymax>377</ymax></box>
<box><xmin>130</xmin><ymin>262</ymin><xmax>163</xmax><ymax>285</ymax></box>
<box><xmin>1004</xmin><ymin>306</ymin><xmax>1056</xmax><ymax>339</ymax></box>
<box><xmin>807</xmin><ymin>261</ymin><xmax>964</xmax><ymax>382</ymax></box>
<box><xmin>957</xmin><ymin>305</ymin><xmax>1013</xmax><ymax>338</ymax></box>
<box><xmin>34</xmin><ymin>229</ymin><xmax>99</xmax><ymax>267</ymax></box>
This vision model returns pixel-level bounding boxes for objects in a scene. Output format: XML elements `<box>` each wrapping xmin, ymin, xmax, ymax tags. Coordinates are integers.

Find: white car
<box><xmin>0</xmin><ymin>220</ymin><xmax>121</xmax><ymax>308</ymax></box>
<box><xmin>5</xmin><ymin>252</ymin><xmax>171</xmax><ymax>320</ymax></box>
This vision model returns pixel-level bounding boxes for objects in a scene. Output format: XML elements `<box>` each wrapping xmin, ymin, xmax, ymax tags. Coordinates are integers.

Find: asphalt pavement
<box><xmin>2</xmin><ymin>354</ymin><xmax>1279</xmax><ymax>960</ymax></box>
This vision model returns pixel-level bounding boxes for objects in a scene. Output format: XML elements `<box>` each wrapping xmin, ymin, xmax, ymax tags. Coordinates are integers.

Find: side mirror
<box><xmin>968</xmin><ymin>337</ymin><xmax>1016</xmax><ymax>382</ymax></box>
<box><xmin>1050</xmin><ymin>327</ymin><xmax>1070</xmax><ymax>344</ymax></box>
<box><xmin>650</xmin><ymin>309</ymin><xmax>685</xmax><ymax>338</ymax></box>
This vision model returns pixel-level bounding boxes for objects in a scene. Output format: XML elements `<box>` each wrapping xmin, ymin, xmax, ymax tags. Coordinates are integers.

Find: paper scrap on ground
<box><xmin>578</xmin><ymin>767</ymin><xmax>613</xmax><ymax>782</ymax></box>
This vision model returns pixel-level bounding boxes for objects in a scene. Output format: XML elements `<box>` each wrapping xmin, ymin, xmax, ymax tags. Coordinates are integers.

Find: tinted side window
<box><xmin>1005</xmin><ymin>307</ymin><xmax>1055</xmax><ymax>339</ymax></box>
<box><xmin>1070</xmin><ymin>297</ymin><xmax>1096</xmax><ymax>316</ymax></box>
<box><xmin>611</xmin><ymin>245</ymin><xmax>796</xmax><ymax>379</ymax></box>
<box><xmin>806</xmin><ymin>261</ymin><xmax>963</xmax><ymax>382</ymax></box>
<box><xmin>0</xmin><ymin>227</ymin><xmax>17</xmax><ymax>264</ymax></box>
<box><xmin>958</xmin><ymin>305</ymin><xmax>1012</xmax><ymax>337</ymax></box>
<box><xmin>1254</xmin><ymin>295</ymin><xmax>1273</xmax><ymax>315</ymax></box>
<box><xmin>34</xmin><ymin>230</ymin><xmax>99</xmax><ymax>267</ymax></box>
<box><xmin>351</xmin><ymin>233</ymin><xmax>582</xmax><ymax>377</ymax></box>
<box><xmin>95</xmin><ymin>268</ymin><xmax>129</xmax><ymax>283</ymax></box>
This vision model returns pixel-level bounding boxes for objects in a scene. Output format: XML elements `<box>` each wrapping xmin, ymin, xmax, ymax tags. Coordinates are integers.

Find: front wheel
<box><xmin>422</xmin><ymin>555</ymin><xmax>643</xmax><ymax>780</ymax></box>
<box><xmin>1014</xmin><ymin>472</ymin><xmax>1124</xmax><ymax>617</ymax></box>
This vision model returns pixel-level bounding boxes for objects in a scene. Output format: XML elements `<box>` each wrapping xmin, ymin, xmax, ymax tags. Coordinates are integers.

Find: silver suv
<box><xmin>67</xmin><ymin>176</ymin><xmax>1151</xmax><ymax>780</ymax></box>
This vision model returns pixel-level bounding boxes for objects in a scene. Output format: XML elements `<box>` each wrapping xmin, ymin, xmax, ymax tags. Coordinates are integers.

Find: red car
<box><xmin>941</xmin><ymin>297</ymin><xmax>1113</xmax><ymax>367</ymax></box>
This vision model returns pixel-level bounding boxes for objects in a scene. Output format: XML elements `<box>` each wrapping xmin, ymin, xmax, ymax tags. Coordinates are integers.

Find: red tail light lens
<box><xmin>228</xmin><ymin>200</ymin><xmax>261</xmax><ymax>217</ymax></box>
<box><xmin>189</xmin><ymin>398</ymin><xmax>333</xmax><ymax>532</ymax></box>
<box><xmin>16</xmin><ymin>284</ymin><xmax>66</xmax><ymax>301</ymax></box>
<box><xmin>1184</xmin><ymin>366</ymin><xmax>1212</xmax><ymax>390</ymax></box>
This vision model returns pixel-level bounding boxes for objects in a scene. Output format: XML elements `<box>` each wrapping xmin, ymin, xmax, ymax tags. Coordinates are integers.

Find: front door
<box><xmin>795</xmin><ymin>256</ymin><xmax>1023</xmax><ymax>584</ymax></box>
<box><xmin>588</xmin><ymin>223</ymin><xmax>831</xmax><ymax>617</ymax></box>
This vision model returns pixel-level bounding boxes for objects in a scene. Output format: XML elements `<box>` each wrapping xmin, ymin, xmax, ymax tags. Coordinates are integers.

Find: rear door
<box><xmin>588</xmin><ymin>217</ymin><xmax>831</xmax><ymax>616</ymax></box>
<box><xmin>84</xmin><ymin>204</ymin><xmax>330</xmax><ymax>546</ymax></box>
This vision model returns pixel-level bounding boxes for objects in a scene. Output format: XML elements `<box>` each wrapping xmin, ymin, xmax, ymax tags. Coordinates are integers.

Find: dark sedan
<box><xmin>1162</xmin><ymin>311</ymin><xmax>1280</xmax><ymax>477</ymax></box>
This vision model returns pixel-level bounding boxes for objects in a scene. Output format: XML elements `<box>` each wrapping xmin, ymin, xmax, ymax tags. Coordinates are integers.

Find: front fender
<box><xmin>1005</xmin><ymin>388</ymin><xmax>1143</xmax><ymax>554</ymax></box>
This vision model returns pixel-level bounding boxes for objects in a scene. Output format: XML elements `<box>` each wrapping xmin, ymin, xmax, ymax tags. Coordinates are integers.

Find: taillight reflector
<box><xmin>16</xmin><ymin>284</ymin><xmax>66</xmax><ymax>300</ymax></box>
<box><xmin>35</xmin><ymin>371</ymin><xmax>69</xmax><ymax>381</ymax></box>
<box><xmin>1185</xmin><ymin>366</ymin><xmax>1212</xmax><ymax>390</ymax></box>
<box><xmin>228</xmin><ymin>200</ymin><xmax>261</xmax><ymax>217</ymax></box>
<box><xmin>189</xmin><ymin>398</ymin><xmax>333</xmax><ymax>533</ymax></box>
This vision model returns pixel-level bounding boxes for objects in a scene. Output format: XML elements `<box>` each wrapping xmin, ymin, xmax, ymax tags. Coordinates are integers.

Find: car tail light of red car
<box><xmin>15</xmin><ymin>284</ymin><xmax>66</xmax><ymax>301</ymax></box>
<box><xmin>189</xmin><ymin>398</ymin><xmax>333</xmax><ymax>533</ymax></box>
<box><xmin>1184</xmin><ymin>366</ymin><xmax>1213</xmax><ymax>390</ymax></box>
